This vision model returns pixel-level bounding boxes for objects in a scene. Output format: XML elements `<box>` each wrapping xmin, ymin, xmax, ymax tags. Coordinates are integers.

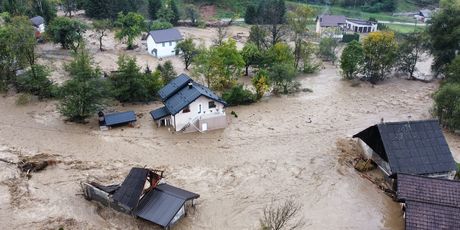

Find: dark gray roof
<box><xmin>30</xmin><ymin>16</ymin><xmax>44</xmax><ymax>27</ymax></box>
<box><xmin>317</xmin><ymin>15</ymin><xmax>346</xmax><ymax>27</ymax></box>
<box><xmin>158</xmin><ymin>74</ymin><xmax>192</xmax><ymax>101</ymax></box>
<box><xmin>353</xmin><ymin>120</ymin><xmax>457</xmax><ymax>176</ymax></box>
<box><xmin>149</xmin><ymin>28</ymin><xmax>183</xmax><ymax>43</ymax></box>
<box><xmin>103</xmin><ymin>111</ymin><xmax>137</xmax><ymax>126</ymax></box>
<box><xmin>396</xmin><ymin>174</ymin><xmax>460</xmax><ymax>207</ymax></box>
<box><xmin>112</xmin><ymin>168</ymin><xmax>149</xmax><ymax>210</ymax></box>
<box><xmin>157</xmin><ymin>74</ymin><xmax>227</xmax><ymax>116</ymax></box>
<box><xmin>134</xmin><ymin>183</ymin><xmax>199</xmax><ymax>227</ymax></box>
<box><xmin>396</xmin><ymin>174</ymin><xmax>460</xmax><ymax>230</ymax></box>
<box><xmin>419</xmin><ymin>9</ymin><xmax>432</xmax><ymax>18</ymax></box>
<box><xmin>150</xmin><ymin>106</ymin><xmax>171</xmax><ymax>120</ymax></box>
<box><xmin>346</xmin><ymin>18</ymin><xmax>376</xmax><ymax>26</ymax></box>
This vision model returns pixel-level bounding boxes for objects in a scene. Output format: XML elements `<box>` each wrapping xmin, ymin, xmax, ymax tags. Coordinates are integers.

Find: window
<box><xmin>198</xmin><ymin>104</ymin><xmax>202</xmax><ymax>114</ymax></box>
<box><xmin>162</xmin><ymin>42</ymin><xmax>165</xmax><ymax>47</ymax></box>
<box><xmin>169</xmin><ymin>41</ymin><xmax>172</xmax><ymax>46</ymax></box>
<box><xmin>208</xmin><ymin>101</ymin><xmax>216</xmax><ymax>109</ymax></box>
<box><xmin>182</xmin><ymin>105</ymin><xmax>190</xmax><ymax>113</ymax></box>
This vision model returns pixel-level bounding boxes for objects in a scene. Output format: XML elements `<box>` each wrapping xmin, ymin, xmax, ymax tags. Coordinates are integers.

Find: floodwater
<box><xmin>1</xmin><ymin>21</ymin><xmax>460</xmax><ymax>229</ymax></box>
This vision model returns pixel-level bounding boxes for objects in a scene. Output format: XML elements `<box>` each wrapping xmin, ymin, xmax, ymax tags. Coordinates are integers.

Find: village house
<box><xmin>30</xmin><ymin>16</ymin><xmax>45</xmax><ymax>38</ymax></box>
<box><xmin>316</xmin><ymin>15</ymin><xmax>377</xmax><ymax>35</ymax></box>
<box><xmin>415</xmin><ymin>9</ymin><xmax>433</xmax><ymax>22</ymax></box>
<box><xmin>147</xmin><ymin>28</ymin><xmax>183</xmax><ymax>58</ymax></box>
<box><xmin>150</xmin><ymin>74</ymin><xmax>228</xmax><ymax>133</ymax></box>
<box><xmin>395</xmin><ymin>174</ymin><xmax>460</xmax><ymax>230</ymax></box>
<box><xmin>98</xmin><ymin>111</ymin><xmax>137</xmax><ymax>130</ymax></box>
<box><xmin>353</xmin><ymin>120</ymin><xmax>457</xmax><ymax>180</ymax></box>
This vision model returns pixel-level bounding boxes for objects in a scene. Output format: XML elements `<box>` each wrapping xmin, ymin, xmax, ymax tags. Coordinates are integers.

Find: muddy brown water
<box><xmin>1</xmin><ymin>59</ymin><xmax>459</xmax><ymax>229</ymax></box>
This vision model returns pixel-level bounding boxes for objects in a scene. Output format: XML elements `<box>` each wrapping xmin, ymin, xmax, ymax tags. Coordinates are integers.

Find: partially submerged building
<box><xmin>147</xmin><ymin>28</ymin><xmax>183</xmax><ymax>58</ymax></box>
<box><xmin>30</xmin><ymin>16</ymin><xmax>45</xmax><ymax>38</ymax></box>
<box><xmin>82</xmin><ymin>167</ymin><xmax>199</xmax><ymax>229</ymax></box>
<box><xmin>150</xmin><ymin>74</ymin><xmax>228</xmax><ymax>133</ymax></box>
<box><xmin>98</xmin><ymin>111</ymin><xmax>137</xmax><ymax>129</ymax></box>
<box><xmin>353</xmin><ymin>120</ymin><xmax>457</xmax><ymax>179</ymax></box>
<box><xmin>395</xmin><ymin>174</ymin><xmax>460</xmax><ymax>230</ymax></box>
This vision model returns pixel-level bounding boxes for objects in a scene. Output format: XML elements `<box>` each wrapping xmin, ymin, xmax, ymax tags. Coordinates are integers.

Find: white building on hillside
<box><xmin>150</xmin><ymin>74</ymin><xmax>228</xmax><ymax>133</ymax></box>
<box><xmin>147</xmin><ymin>28</ymin><xmax>183</xmax><ymax>58</ymax></box>
<box><xmin>345</xmin><ymin>18</ymin><xmax>378</xmax><ymax>33</ymax></box>
<box><xmin>316</xmin><ymin>15</ymin><xmax>378</xmax><ymax>35</ymax></box>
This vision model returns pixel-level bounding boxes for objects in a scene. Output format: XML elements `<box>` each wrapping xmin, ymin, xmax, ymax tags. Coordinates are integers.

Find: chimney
<box><xmin>188</xmin><ymin>82</ymin><xmax>193</xmax><ymax>89</ymax></box>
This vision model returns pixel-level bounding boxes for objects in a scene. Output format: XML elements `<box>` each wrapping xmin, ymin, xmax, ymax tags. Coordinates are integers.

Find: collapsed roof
<box><xmin>353</xmin><ymin>120</ymin><xmax>457</xmax><ymax>176</ymax></box>
<box><xmin>396</xmin><ymin>174</ymin><xmax>460</xmax><ymax>230</ymax></box>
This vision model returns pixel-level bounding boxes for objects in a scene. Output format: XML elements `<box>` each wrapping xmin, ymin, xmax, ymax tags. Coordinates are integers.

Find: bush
<box><xmin>433</xmin><ymin>83</ymin><xmax>460</xmax><ymax>131</ymax></box>
<box><xmin>16</xmin><ymin>65</ymin><xmax>56</xmax><ymax>99</ymax></box>
<box><xmin>149</xmin><ymin>20</ymin><xmax>173</xmax><ymax>30</ymax></box>
<box><xmin>342</xmin><ymin>33</ymin><xmax>360</xmax><ymax>43</ymax></box>
<box><xmin>222</xmin><ymin>84</ymin><xmax>256</xmax><ymax>106</ymax></box>
<box><xmin>16</xmin><ymin>93</ymin><xmax>32</xmax><ymax>105</ymax></box>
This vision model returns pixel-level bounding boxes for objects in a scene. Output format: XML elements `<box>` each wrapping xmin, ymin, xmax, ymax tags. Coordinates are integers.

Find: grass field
<box><xmin>386</xmin><ymin>23</ymin><xmax>426</xmax><ymax>33</ymax></box>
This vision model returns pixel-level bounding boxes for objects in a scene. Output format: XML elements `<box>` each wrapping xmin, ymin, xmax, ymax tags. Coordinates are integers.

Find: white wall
<box><xmin>147</xmin><ymin>35</ymin><xmax>178</xmax><ymax>58</ymax></box>
<box><xmin>38</xmin><ymin>24</ymin><xmax>45</xmax><ymax>33</ymax></box>
<box><xmin>346</xmin><ymin>21</ymin><xmax>377</xmax><ymax>33</ymax></box>
<box><xmin>172</xmin><ymin>96</ymin><xmax>226</xmax><ymax>132</ymax></box>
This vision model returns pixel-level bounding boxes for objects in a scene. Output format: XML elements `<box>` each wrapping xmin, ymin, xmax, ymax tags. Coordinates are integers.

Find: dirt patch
<box><xmin>200</xmin><ymin>5</ymin><xmax>217</xmax><ymax>20</ymax></box>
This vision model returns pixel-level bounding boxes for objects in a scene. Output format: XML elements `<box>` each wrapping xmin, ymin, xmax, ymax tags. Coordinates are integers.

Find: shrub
<box><xmin>433</xmin><ymin>83</ymin><xmax>460</xmax><ymax>131</ymax></box>
<box><xmin>149</xmin><ymin>20</ymin><xmax>173</xmax><ymax>30</ymax></box>
<box><xmin>342</xmin><ymin>33</ymin><xmax>360</xmax><ymax>43</ymax></box>
<box><xmin>16</xmin><ymin>65</ymin><xmax>56</xmax><ymax>99</ymax></box>
<box><xmin>222</xmin><ymin>84</ymin><xmax>256</xmax><ymax>106</ymax></box>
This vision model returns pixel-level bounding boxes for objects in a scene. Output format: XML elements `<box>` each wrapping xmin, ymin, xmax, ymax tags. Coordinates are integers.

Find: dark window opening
<box><xmin>208</xmin><ymin>101</ymin><xmax>216</xmax><ymax>109</ymax></box>
<box><xmin>183</xmin><ymin>106</ymin><xmax>190</xmax><ymax>113</ymax></box>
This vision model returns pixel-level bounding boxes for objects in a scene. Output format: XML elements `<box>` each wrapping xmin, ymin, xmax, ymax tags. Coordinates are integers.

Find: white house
<box><xmin>30</xmin><ymin>16</ymin><xmax>45</xmax><ymax>38</ymax></box>
<box><xmin>345</xmin><ymin>18</ymin><xmax>378</xmax><ymax>33</ymax></box>
<box><xmin>315</xmin><ymin>15</ymin><xmax>347</xmax><ymax>34</ymax></box>
<box><xmin>316</xmin><ymin>15</ymin><xmax>377</xmax><ymax>35</ymax></box>
<box><xmin>150</xmin><ymin>74</ymin><xmax>228</xmax><ymax>133</ymax></box>
<box><xmin>147</xmin><ymin>28</ymin><xmax>183</xmax><ymax>58</ymax></box>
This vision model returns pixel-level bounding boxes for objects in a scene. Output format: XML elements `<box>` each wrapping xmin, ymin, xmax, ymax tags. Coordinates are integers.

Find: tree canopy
<box><xmin>115</xmin><ymin>12</ymin><xmax>145</xmax><ymax>50</ymax></box>
<box><xmin>47</xmin><ymin>17</ymin><xmax>87</xmax><ymax>51</ymax></box>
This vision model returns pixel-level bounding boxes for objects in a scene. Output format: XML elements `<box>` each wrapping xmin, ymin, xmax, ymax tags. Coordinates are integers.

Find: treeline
<box><xmin>298</xmin><ymin>0</ymin><xmax>439</xmax><ymax>12</ymax></box>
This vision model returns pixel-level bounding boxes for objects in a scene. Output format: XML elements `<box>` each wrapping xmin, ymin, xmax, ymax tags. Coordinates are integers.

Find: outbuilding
<box><xmin>98</xmin><ymin>111</ymin><xmax>137</xmax><ymax>129</ymax></box>
<box><xmin>30</xmin><ymin>16</ymin><xmax>45</xmax><ymax>38</ymax></box>
<box><xmin>147</xmin><ymin>28</ymin><xmax>183</xmax><ymax>58</ymax></box>
<box><xmin>353</xmin><ymin>120</ymin><xmax>457</xmax><ymax>180</ymax></box>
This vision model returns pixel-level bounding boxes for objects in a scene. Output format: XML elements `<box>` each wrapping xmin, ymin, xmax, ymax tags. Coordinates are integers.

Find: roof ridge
<box><xmin>405</xmin><ymin>199</ymin><xmax>460</xmax><ymax>209</ymax></box>
<box><xmin>398</xmin><ymin>173</ymin><xmax>460</xmax><ymax>183</ymax></box>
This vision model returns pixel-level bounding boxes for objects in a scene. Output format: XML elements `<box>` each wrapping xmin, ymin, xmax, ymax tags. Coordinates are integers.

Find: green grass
<box><xmin>396</xmin><ymin>0</ymin><xmax>420</xmax><ymax>12</ymax></box>
<box><xmin>386</xmin><ymin>23</ymin><xmax>425</xmax><ymax>33</ymax></box>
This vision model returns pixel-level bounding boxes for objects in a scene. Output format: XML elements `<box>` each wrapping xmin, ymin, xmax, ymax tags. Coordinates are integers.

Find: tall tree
<box><xmin>184</xmin><ymin>4</ymin><xmax>199</xmax><ymax>26</ymax></box>
<box><xmin>244</xmin><ymin>4</ymin><xmax>257</xmax><ymax>24</ymax></box>
<box><xmin>427</xmin><ymin>0</ymin><xmax>460</xmax><ymax>75</ymax></box>
<box><xmin>318</xmin><ymin>37</ymin><xmax>338</xmax><ymax>63</ymax></box>
<box><xmin>115</xmin><ymin>12</ymin><xmax>145</xmax><ymax>50</ymax></box>
<box><xmin>396</xmin><ymin>31</ymin><xmax>427</xmax><ymax>79</ymax></box>
<box><xmin>31</xmin><ymin>0</ymin><xmax>57</xmax><ymax>23</ymax></box>
<box><xmin>156</xmin><ymin>60</ymin><xmax>176</xmax><ymax>84</ymax></box>
<box><xmin>287</xmin><ymin>5</ymin><xmax>314</xmax><ymax>69</ymax></box>
<box><xmin>340</xmin><ymin>40</ymin><xmax>364</xmax><ymax>80</ymax></box>
<box><xmin>248</xmin><ymin>25</ymin><xmax>268</xmax><ymax>50</ymax></box>
<box><xmin>269</xmin><ymin>63</ymin><xmax>296</xmax><ymax>94</ymax></box>
<box><xmin>148</xmin><ymin>0</ymin><xmax>161</xmax><ymax>20</ymax></box>
<box><xmin>241</xmin><ymin>42</ymin><xmax>261</xmax><ymax>76</ymax></box>
<box><xmin>92</xmin><ymin>19</ymin><xmax>112</xmax><ymax>51</ymax></box>
<box><xmin>433</xmin><ymin>83</ymin><xmax>460</xmax><ymax>130</ymax></box>
<box><xmin>170</xmin><ymin>0</ymin><xmax>179</xmax><ymax>25</ymax></box>
<box><xmin>361</xmin><ymin>31</ymin><xmax>398</xmax><ymax>84</ymax></box>
<box><xmin>257</xmin><ymin>0</ymin><xmax>287</xmax><ymax>46</ymax></box>
<box><xmin>175</xmin><ymin>38</ymin><xmax>197</xmax><ymax>70</ymax></box>
<box><xmin>444</xmin><ymin>56</ymin><xmax>460</xmax><ymax>84</ymax></box>
<box><xmin>59</xmin><ymin>49</ymin><xmax>111</xmax><ymax>122</ymax></box>
<box><xmin>47</xmin><ymin>17</ymin><xmax>87</xmax><ymax>51</ymax></box>
<box><xmin>62</xmin><ymin>0</ymin><xmax>78</xmax><ymax>17</ymax></box>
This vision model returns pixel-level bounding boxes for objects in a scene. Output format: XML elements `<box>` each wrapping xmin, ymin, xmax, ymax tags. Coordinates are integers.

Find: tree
<box><xmin>2</xmin><ymin>0</ymin><xmax>28</xmax><ymax>16</ymax></box>
<box><xmin>340</xmin><ymin>40</ymin><xmax>364</xmax><ymax>80</ymax></box>
<box><xmin>249</xmin><ymin>25</ymin><xmax>268</xmax><ymax>50</ymax></box>
<box><xmin>427</xmin><ymin>0</ymin><xmax>460</xmax><ymax>74</ymax></box>
<box><xmin>241</xmin><ymin>42</ymin><xmax>261</xmax><ymax>76</ymax></box>
<box><xmin>287</xmin><ymin>5</ymin><xmax>314</xmax><ymax>69</ymax></box>
<box><xmin>184</xmin><ymin>4</ymin><xmax>199</xmax><ymax>26</ymax></box>
<box><xmin>319</xmin><ymin>37</ymin><xmax>338</xmax><ymax>63</ymax></box>
<box><xmin>396</xmin><ymin>31</ymin><xmax>427</xmax><ymax>79</ymax></box>
<box><xmin>47</xmin><ymin>17</ymin><xmax>87</xmax><ymax>51</ymax></box>
<box><xmin>84</xmin><ymin>0</ymin><xmax>140</xmax><ymax>19</ymax></box>
<box><xmin>257</xmin><ymin>0</ymin><xmax>287</xmax><ymax>46</ymax></box>
<box><xmin>244</xmin><ymin>4</ymin><xmax>257</xmax><ymax>24</ymax></box>
<box><xmin>266</xmin><ymin>42</ymin><xmax>294</xmax><ymax>67</ymax></box>
<box><xmin>156</xmin><ymin>60</ymin><xmax>176</xmax><ymax>84</ymax></box>
<box><xmin>299</xmin><ymin>41</ymin><xmax>319</xmax><ymax>74</ymax></box>
<box><xmin>269</xmin><ymin>63</ymin><xmax>296</xmax><ymax>94</ymax></box>
<box><xmin>148</xmin><ymin>0</ymin><xmax>162</xmax><ymax>20</ymax></box>
<box><xmin>16</xmin><ymin>64</ymin><xmax>56</xmax><ymax>99</ymax></box>
<box><xmin>156</xmin><ymin>0</ymin><xmax>174</xmax><ymax>23</ymax></box>
<box><xmin>252</xmin><ymin>70</ymin><xmax>270</xmax><ymax>100</ymax></box>
<box><xmin>115</xmin><ymin>12</ymin><xmax>145</xmax><ymax>50</ymax></box>
<box><xmin>148</xmin><ymin>20</ymin><xmax>173</xmax><ymax>30</ymax></box>
<box><xmin>170</xmin><ymin>0</ymin><xmax>179</xmax><ymax>25</ymax></box>
<box><xmin>92</xmin><ymin>19</ymin><xmax>112</xmax><ymax>51</ymax></box>
<box><xmin>361</xmin><ymin>31</ymin><xmax>398</xmax><ymax>84</ymax></box>
<box><xmin>59</xmin><ymin>49</ymin><xmax>111</xmax><ymax>122</ymax></box>
<box><xmin>213</xmin><ymin>22</ymin><xmax>228</xmax><ymax>46</ymax></box>
<box><xmin>260</xmin><ymin>200</ymin><xmax>304</xmax><ymax>230</ymax></box>
<box><xmin>31</xmin><ymin>0</ymin><xmax>57</xmax><ymax>23</ymax></box>
<box><xmin>111</xmin><ymin>55</ymin><xmax>162</xmax><ymax>102</ymax></box>
<box><xmin>62</xmin><ymin>0</ymin><xmax>78</xmax><ymax>17</ymax></box>
<box><xmin>433</xmin><ymin>83</ymin><xmax>460</xmax><ymax>131</ymax></box>
<box><xmin>444</xmin><ymin>56</ymin><xmax>460</xmax><ymax>84</ymax></box>
<box><xmin>175</xmin><ymin>38</ymin><xmax>197</xmax><ymax>70</ymax></box>
<box><xmin>222</xmin><ymin>84</ymin><xmax>256</xmax><ymax>106</ymax></box>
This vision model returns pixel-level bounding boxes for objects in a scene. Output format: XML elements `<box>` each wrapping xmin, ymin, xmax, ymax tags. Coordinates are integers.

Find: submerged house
<box><xmin>150</xmin><ymin>74</ymin><xmax>228</xmax><ymax>133</ymax></box>
<box><xmin>353</xmin><ymin>120</ymin><xmax>457</xmax><ymax>179</ymax></box>
<box><xmin>30</xmin><ymin>16</ymin><xmax>45</xmax><ymax>38</ymax></box>
<box><xmin>147</xmin><ymin>28</ymin><xmax>183</xmax><ymax>58</ymax></box>
<box><xmin>395</xmin><ymin>174</ymin><xmax>460</xmax><ymax>230</ymax></box>
<box><xmin>98</xmin><ymin>111</ymin><xmax>137</xmax><ymax>129</ymax></box>
<box><xmin>82</xmin><ymin>167</ymin><xmax>199</xmax><ymax>229</ymax></box>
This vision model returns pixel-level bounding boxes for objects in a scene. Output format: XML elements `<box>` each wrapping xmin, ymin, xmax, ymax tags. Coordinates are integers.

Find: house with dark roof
<box><xmin>98</xmin><ymin>111</ymin><xmax>137</xmax><ymax>129</ymax></box>
<box><xmin>147</xmin><ymin>28</ymin><xmax>183</xmax><ymax>58</ymax></box>
<box><xmin>150</xmin><ymin>74</ymin><xmax>228</xmax><ymax>133</ymax></box>
<box><xmin>395</xmin><ymin>174</ymin><xmax>460</xmax><ymax>230</ymax></box>
<box><xmin>353</xmin><ymin>120</ymin><xmax>457</xmax><ymax>179</ymax></box>
<box><xmin>30</xmin><ymin>16</ymin><xmax>45</xmax><ymax>38</ymax></box>
<box><xmin>315</xmin><ymin>15</ymin><xmax>347</xmax><ymax>34</ymax></box>
<box><xmin>316</xmin><ymin>15</ymin><xmax>377</xmax><ymax>35</ymax></box>
<box><xmin>82</xmin><ymin>167</ymin><xmax>200</xmax><ymax>229</ymax></box>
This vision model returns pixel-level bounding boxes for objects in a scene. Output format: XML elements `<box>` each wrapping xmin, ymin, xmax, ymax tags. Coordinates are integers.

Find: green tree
<box><xmin>184</xmin><ymin>4</ymin><xmax>199</xmax><ymax>26</ymax></box>
<box><xmin>84</xmin><ymin>0</ymin><xmax>140</xmax><ymax>20</ymax></box>
<box><xmin>257</xmin><ymin>0</ymin><xmax>287</xmax><ymax>46</ymax></box>
<box><xmin>31</xmin><ymin>0</ymin><xmax>57</xmax><ymax>23</ymax></box>
<box><xmin>244</xmin><ymin>4</ymin><xmax>257</xmax><ymax>24</ymax></box>
<box><xmin>16</xmin><ymin>64</ymin><xmax>56</xmax><ymax>99</ymax></box>
<box><xmin>269</xmin><ymin>63</ymin><xmax>296</xmax><ymax>94</ymax></box>
<box><xmin>148</xmin><ymin>0</ymin><xmax>161</xmax><ymax>20</ymax></box>
<box><xmin>340</xmin><ymin>40</ymin><xmax>364</xmax><ymax>80</ymax></box>
<box><xmin>444</xmin><ymin>56</ymin><xmax>460</xmax><ymax>84</ymax></box>
<box><xmin>319</xmin><ymin>37</ymin><xmax>338</xmax><ymax>63</ymax></box>
<box><xmin>59</xmin><ymin>49</ymin><xmax>111</xmax><ymax>122</ymax></box>
<box><xmin>62</xmin><ymin>0</ymin><xmax>78</xmax><ymax>17</ymax></box>
<box><xmin>361</xmin><ymin>31</ymin><xmax>398</xmax><ymax>84</ymax></box>
<box><xmin>433</xmin><ymin>83</ymin><xmax>460</xmax><ymax>130</ymax></box>
<box><xmin>156</xmin><ymin>60</ymin><xmax>176</xmax><ymax>84</ymax></box>
<box><xmin>47</xmin><ymin>17</ymin><xmax>87</xmax><ymax>51</ymax></box>
<box><xmin>148</xmin><ymin>20</ymin><xmax>173</xmax><ymax>30</ymax></box>
<box><xmin>396</xmin><ymin>31</ymin><xmax>427</xmax><ymax>79</ymax></box>
<box><xmin>241</xmin><ymin>42</ymin><xmax>261</xmax><ymax>76</ymax></box>
<box><xmin>175</xmin><ymin>38</ymin><xmax>197</xmax><ymax>70</ymax></box>
<box><xmin>115</xmin><ymin>12</ymin><xmax>145</xmax><ymax>50</ymax></box>
<box><xmin>92</xmin><ymin>19</ymin><xmax>112</xmax><ymax>51</ymax></box>
<box><xmin>287</xmin><ymin>5</ymin><xmax>314</xmax><ymax>69</ymax></box>
<box><xmin>427</xmin><ymin>0</ymin><xmax>460</xmax><ymax>74</ymax></box>
<box><xmin>300</xmin><ymin>41</ymin><xmax>319</xmax><ymax>74</ymax></box>
<box><xmin>249</xmin><ymin>25</ymin><xmax>268</xmax><ymax>50</ymax></box>
<box><xmin>111</xmin><ymin>55</ymin><xmax>162</xmax><ymax>102</ymax></box>
<box><xmin>252</xmin><ymin>69</ymin><xmax>270</xmax><ymax>100</ymax></box>
<box><xmin>222</xmin><ymin>84</ymin><xmax>256</xmax><ymax>106</ymax></box>
<box><xmin>170</xmin><ymin>0</ymin><xmax>179</xmax><ymax>25</ymax></box>
<box><xmin>2</xmin><ymin>0</ymin><xmax>28</xmax><ymax>16</ymax></box>
<box><xmin>266</xmin><ymin>42</ymin><xmax>294</xmax><ymax>67</ymax></box>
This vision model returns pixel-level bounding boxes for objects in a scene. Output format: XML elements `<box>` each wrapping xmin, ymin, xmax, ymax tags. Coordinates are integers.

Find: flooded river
<box><xmin>0</xmin><ymin>60</ymin><xmax>459</xmax><ymax>229</ymax></box>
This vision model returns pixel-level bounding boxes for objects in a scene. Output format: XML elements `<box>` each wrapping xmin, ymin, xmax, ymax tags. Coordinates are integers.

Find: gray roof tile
<box><xmin>149</xmin><ymin>28</ymin><xmax>183</xmax><ymax>43</ymax></box>
<box><xmin>103</xmin><ymin>111</ymin><xmax>137</xmax><ymax>126</ymax></box>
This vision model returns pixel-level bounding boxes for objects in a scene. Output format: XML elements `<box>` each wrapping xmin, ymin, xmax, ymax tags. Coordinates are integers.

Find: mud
<box><xmin>1</xmin><ymin>16</ymin><xmax>460</xmax><ymax>230</ymax></box>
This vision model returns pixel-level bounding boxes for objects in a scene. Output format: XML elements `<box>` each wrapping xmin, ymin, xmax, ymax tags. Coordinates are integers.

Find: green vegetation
<box><xmin>340</xmin><ymin>40</ymin><xmax>364</xmax><ymax>80</ymax></box>
<box><xmin>16</xmin><ymin>65</ymin><xmax>56</xmax><ymax>99</ymax></box>
<box><xmin>175</xmin><ymin>38</ymin><xmax>197</xmax><ymax>70</ymax></box>
<box><xmin>156</xmin><ymin>61</ymin><xmax>177</xmax><ymax>84</ymax></box>
<box><xmin>386</xmin><ymin>24</ymin><xmax>425</xmax><ymax>33</ymax></box>
<box><xmin>47</xmin><ymin>17</ymin><xmax>88</xmax><ymax>51</ymax></box>
<box><xmin>222</xmin><ymin>84</ymin><xmax>256</xmax><ymax>106</ymax></box>
<box><xmin>92</xmin><ymin>19</ymin><xmax>113</xmax><ymax>51</ymax></box>
<box><xmin>361</xmin><ymin>31</ymin><xmax>398</xmax><ymax>83</ymax></box>
<box><xmin>115</xmin><ymin>12</ymin><xmax>145</xmax><ymax>50</ymax></box>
